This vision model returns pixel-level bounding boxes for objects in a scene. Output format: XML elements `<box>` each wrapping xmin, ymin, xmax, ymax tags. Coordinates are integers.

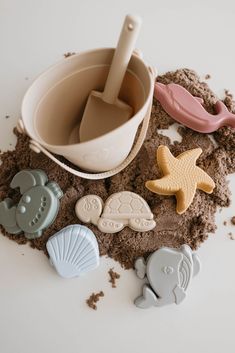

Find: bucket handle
<box><xmin>17</xmin><ymin>101</ymin><xmax>152</xmax><ymax>180</ymax></box>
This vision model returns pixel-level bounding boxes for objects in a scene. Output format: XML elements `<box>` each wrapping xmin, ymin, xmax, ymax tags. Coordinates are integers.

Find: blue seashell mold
<box><xmin>46</xmin><ymin>224</ymin><xmax>100</xmax><ymax>278</ymax></box>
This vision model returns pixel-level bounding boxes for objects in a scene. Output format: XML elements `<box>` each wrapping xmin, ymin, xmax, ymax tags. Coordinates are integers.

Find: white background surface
<box><xmin>0</xmin><ymin>1</ymin><xmax>235</xmax><ymax>352</ymax></box>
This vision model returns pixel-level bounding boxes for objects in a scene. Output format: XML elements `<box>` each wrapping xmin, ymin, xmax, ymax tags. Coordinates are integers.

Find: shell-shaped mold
<box><xmin>46</xmin><ymin>225</ymin><xmax>99</xmax><ymax>278</ymax></box>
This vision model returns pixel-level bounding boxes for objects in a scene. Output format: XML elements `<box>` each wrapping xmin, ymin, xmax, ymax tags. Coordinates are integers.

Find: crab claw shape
<box><xmin>10</xmin><ymin>170</ymin><xmax>48</xmax><ymax>194</ymax></box>
<box><xmin>0</xmin><ymin>198</ymin><xmax>21</xmax><ymax>234</ymax></box>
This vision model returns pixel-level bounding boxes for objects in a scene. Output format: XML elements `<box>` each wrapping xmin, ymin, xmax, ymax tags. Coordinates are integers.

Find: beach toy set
<box><xmin>1</xmin><ymin>13</ymin><xmax>234</xmax><ymax>309</ymax></box>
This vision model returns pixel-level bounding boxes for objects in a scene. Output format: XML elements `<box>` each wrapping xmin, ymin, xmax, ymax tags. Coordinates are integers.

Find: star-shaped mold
<box><xmin>145</xmin><ymin>146</ymin><xmax>215</xmax><ymax>214</ymax></box>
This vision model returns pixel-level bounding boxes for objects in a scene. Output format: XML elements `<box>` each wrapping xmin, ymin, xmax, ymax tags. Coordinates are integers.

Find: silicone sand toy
<box><xmin>0</xmin><ymin>169</ymin><xmax>63</xmax><ymax>239</ymax></box>
<box><xmin>46</xmin><ymin>225</ymin><xmax>99</xmax><ymax>278</ymax></box>
<box><xmin>146</xmin><ymin>146</ymin><xmax>215</xmax><ymax>214</ymax></box>
<box><xmin>154</xmin><ymin>82</ymin><xmax>235</xmax><ymax>133</ymax></box>
<box><xmin>134</xmin><ymin>245</ymin><xmax>201</xmax><ymax>308</ymax></box>
<box><xmin>79</xmin><ymin>15</ymin><xmax>141</xmax><ymax>142</ymax></box>
<box><xmin>0</xmin><ymin>68</ymin><xmax>234</xmax><ymax>269</ymax></box>
<box><xmin>75</xmin><ymin>191</ymin><xmax>156</xmax><ymax>233</ymax></box>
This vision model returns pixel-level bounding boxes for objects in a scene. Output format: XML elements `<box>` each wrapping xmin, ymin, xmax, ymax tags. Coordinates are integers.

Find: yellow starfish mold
<box><xmin>145</xmin><ymin>145</ymin><xmax>215</xmax><ymax>214</ymax></box>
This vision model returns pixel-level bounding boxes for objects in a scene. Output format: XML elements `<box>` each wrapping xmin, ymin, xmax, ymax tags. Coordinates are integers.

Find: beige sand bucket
<box><xmin>18</xmin><ymin>48</ymin><xmax>156</xmax><ymax>180</ymax></box>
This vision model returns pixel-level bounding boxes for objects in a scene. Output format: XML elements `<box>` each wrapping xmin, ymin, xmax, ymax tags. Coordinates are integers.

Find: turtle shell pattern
<box><xmin>101</xmin><ymin>191</ymin><xmax>153</xmax><ymax>220</ymax></box>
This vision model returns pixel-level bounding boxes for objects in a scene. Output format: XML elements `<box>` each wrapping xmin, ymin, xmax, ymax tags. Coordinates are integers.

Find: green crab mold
<box><xmin>0</xmin><ymin>169</ymin><xmax>63</xmax><ymax>239</ymax></box>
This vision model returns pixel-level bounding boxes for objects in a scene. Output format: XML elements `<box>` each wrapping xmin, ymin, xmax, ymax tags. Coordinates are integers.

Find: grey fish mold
<box><xmin>134</xmin><ymin>245</ymin><xmax>201</xmax><ymax>308</ymax></box>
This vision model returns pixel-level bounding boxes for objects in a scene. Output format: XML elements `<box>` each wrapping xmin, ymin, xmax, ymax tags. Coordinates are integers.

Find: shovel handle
<box><xmin>102</xmin><ymin>14</ymin><xmax>142</xmax><ymax>104</ymax></box>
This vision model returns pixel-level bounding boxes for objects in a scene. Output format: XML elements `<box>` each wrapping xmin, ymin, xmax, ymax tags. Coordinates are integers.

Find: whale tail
<box><xmin>134</xmin><ymin>284</ymin><xmax>158</xmax><ymax>308</ymax></box>
<box><xmin>215</xmin><ymin>101</ymin><xmax>235</xmax><ymax>128</ymax></box>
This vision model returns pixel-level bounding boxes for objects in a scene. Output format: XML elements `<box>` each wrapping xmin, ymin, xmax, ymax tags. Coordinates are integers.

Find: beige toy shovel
<box><xmin>79</xmin><ymin>14</ymin><xmax>142</xmax><ymax>142</ymax></box>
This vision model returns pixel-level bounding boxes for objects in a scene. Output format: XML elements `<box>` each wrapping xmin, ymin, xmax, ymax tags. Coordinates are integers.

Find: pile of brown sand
<box><xmin>0</xmin><ymin>69</ymin><xmax>235</xmax><ymax>269</ymax></box>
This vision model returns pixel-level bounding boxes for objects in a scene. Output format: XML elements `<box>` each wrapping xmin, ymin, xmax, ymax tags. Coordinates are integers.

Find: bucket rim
<box><xmin>21</xmin><ymin>47</ymin><xmax>155</xmax><ymax>150</ymax></box>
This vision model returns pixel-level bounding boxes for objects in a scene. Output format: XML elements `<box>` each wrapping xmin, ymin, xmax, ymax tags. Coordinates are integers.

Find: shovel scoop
<box><xmin>79</xmin><ymin>15</ymin><xmax>142</xmax><ymax>142</ymax></box>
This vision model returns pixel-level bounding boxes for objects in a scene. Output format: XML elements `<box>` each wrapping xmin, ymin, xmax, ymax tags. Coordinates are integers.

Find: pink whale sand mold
<box><xmin>154</xmin><ymin>82</ymin><xmax>235</xmax><ymax>133</ymax></box>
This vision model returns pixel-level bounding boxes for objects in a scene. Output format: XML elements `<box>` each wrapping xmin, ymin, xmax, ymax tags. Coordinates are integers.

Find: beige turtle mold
<box><xmin>75</xmin><ymin>192</ymin><xmax>156</xmax><ymax>233</ymax></box>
